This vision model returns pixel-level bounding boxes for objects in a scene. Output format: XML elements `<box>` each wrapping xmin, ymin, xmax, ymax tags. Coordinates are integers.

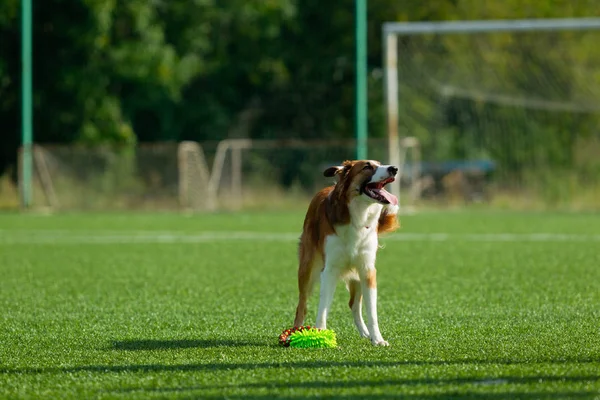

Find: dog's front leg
<box><xmin>360</xmin><ymin>267</ymin><xmax>389</xmax><ymax>346</ymax></box>
<box><xmin>315</xmin><ymin>265</ymin><xmax>339</xmax><ymax>330</ymax></box>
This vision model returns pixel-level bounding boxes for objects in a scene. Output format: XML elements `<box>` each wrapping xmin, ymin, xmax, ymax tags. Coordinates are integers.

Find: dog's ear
<box><xmin>324</xmin><ymin>161</ymin><xmax>355</xmax><ymax>178</ymax></box>
<box><xmin>323</xmin><ymin>166</ymin><xmax>343</xmax><ymax>177</ymax></box>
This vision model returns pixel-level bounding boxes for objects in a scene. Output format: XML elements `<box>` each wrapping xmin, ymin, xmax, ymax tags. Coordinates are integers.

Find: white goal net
<box><xmin>383</xmin><ymin>18</ymin><xmax>600</xmax><ymax>207</ymax></box>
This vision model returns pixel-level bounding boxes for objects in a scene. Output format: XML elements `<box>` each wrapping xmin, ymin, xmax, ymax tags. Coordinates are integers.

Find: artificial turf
<box><xmin>0</xmin><ymin>210</ymin><xmax>599</xmax><ymax>399</ymax></box>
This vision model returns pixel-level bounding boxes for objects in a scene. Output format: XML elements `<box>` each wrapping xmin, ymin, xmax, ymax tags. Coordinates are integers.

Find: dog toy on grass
<box><xmin>278</xmin><ymin>326</ymin><xmax>337</xmax><ymax>348</ymax></box>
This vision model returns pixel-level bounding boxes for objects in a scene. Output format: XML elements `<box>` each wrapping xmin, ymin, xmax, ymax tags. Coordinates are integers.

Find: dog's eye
<box><xmin>362</xmin><ymin>163</ymin><xmax>372</xmax><ymax>170</ymax></box>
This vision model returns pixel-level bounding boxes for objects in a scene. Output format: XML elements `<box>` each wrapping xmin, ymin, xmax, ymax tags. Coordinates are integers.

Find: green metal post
<box><xmin>21</xmin><ymin>0</ymin><xmax>33</xmax><ymax>208</ymax></box>
<box><xmin>355</xmin><ymin>0</ymin><xmax>367</xmax><ymax>159</ymax></box>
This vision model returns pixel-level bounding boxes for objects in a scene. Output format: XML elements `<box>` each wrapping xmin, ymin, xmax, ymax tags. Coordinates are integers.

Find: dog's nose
<box><xmin>388</xmin><ymin>166</ymin><xmax>398</xmax><ymax>176</ymax></box>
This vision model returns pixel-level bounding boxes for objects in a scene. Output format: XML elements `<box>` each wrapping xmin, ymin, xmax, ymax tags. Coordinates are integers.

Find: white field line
<box><xmin>1</xmin><ymin>230</ymin><xmax>600</xmax><ymax>244</ymax></box>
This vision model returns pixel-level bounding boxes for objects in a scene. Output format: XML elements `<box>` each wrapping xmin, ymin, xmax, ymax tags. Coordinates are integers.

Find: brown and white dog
<box><xmin>293</xmin><ymin>159</ymin><xmax>399</xmax><ymax>346</ymax></box>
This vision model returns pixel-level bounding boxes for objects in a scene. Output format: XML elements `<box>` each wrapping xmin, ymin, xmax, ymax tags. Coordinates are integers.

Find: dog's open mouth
<box><xmin>363</xmin><ymin>177</ymin><xmax>398</xmax><ymax>205</ymax></box>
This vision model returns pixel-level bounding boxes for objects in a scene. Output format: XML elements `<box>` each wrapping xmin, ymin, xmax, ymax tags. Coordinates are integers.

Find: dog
<box><xmin>293</xmin><ymin>159</ymin><xmax>400</xmax><ymax>346</ymax></box>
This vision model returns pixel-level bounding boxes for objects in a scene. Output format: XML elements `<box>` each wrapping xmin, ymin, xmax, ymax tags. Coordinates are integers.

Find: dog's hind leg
<box><xmin>294</xmin><ymin>250</ymin><xmax>321</xmax><ymax>327</ymax></box>
<box><xmin>347</xmin><ymin>279</ymin><xmax>369</xmax><ymax>338</ymax></box>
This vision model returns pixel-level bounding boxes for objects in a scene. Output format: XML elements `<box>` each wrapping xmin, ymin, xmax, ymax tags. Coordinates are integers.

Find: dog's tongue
<box><xmin>380</xmin><ymin>190</ymin><xmax>398</xmax><ymax>205</ymax></box>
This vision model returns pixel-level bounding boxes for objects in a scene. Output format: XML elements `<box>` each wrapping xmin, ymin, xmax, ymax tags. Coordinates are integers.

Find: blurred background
<box><xmin>1</xmin><ymin>0</ymin><xmax>599</xmax><ymax>212</ymax></box>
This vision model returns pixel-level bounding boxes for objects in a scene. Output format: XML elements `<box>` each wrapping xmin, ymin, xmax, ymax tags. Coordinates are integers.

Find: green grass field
<box><xmin>1</xmin><ymin>210</ymin><xmax>599</xmax><ymax>399</ymax></box>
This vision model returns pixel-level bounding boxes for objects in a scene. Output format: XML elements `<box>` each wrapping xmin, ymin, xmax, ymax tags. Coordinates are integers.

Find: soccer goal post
<box><xmin>383</xmin><ymin>17</ymin><xmax>600</xmax><ymax>203</ymax></box>
<box><xmin>178</xmin><ymin>139</ymin><xmax>252</xmax><ymax>211</ymax></box>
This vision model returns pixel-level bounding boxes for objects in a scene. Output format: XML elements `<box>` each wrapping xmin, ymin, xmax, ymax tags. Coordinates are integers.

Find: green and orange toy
<box><xmin>278</xmin><ymin>325</ymin><xmax>337</xmax><ymax>348</ymax></box>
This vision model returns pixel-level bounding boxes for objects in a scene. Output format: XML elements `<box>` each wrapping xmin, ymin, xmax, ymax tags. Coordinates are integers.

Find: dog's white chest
<box><xmin>325</xmin><ymin>201</ymin><xmax>382</xmax><ymax>267</ymax></box>
<box><xmin>337</xmin><ymin>225</ymin><xmax>377</xmax><ymax>255</ymax></box>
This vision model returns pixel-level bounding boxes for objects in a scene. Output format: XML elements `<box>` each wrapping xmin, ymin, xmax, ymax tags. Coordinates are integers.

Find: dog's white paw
<box><xmin>371</xmin><ymin>339</ymin><xmax>389</xmax><ymax>346</ymax></box>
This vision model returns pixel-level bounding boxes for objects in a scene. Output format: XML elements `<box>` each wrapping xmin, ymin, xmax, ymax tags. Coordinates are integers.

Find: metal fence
<box><xmin>3</xmin><ymin>136</ymin><xmax>598</xmax><ymax>212</ymax></box>
<box><xmin>13</xmin><ymin>140</ymin><xmax>397</xmax><ymax>212</ymax></box>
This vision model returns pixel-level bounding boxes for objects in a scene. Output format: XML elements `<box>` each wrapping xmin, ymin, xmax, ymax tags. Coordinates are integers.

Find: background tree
<box><xmin>0</xmin><ymin>0</ymin><xmax>598</xmax><ymax>186</ymax></box>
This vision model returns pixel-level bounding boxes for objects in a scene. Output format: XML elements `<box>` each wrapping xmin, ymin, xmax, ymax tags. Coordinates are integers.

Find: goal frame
<box><xmin>382</xmin><ymin>17</ymin><xmax>600</xmax><ymax>200</ymax></box>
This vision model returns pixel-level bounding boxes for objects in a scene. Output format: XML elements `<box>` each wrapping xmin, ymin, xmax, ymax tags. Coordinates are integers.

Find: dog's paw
<box><xmin>371</xmin><ymin>339</ymin><xmax>390</xmax><ymax>346</ymax></box>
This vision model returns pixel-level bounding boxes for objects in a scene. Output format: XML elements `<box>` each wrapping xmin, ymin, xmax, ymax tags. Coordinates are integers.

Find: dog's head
<box><xmin>324</xmin><ymin>160</ymin><xmax>398</xmax><ymax>205</ymax></box>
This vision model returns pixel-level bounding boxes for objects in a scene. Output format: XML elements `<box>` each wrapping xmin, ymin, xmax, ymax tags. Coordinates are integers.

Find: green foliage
<box><xmin>1</xmin><ymin>0</ymin><xmax>599</xmax><ymax>186</ymax></box>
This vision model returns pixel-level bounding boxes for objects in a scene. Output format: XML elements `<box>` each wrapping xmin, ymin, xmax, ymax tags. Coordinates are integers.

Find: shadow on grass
<box><xmin>151</xmin><ymin>393</ymin><xmax>600</xmax><ymax>400</ymax></box>
<box><xmin>111</xmin><ymin>339</ymin><xmax>266</xmax><ymax>351</ymax></box>
<box><xmin>1</xmin><ymin>358</ymin><xmax>598</xmax><ymax>376</ymax></box>
<box><xmin>119</xmin><ymin>375</ymin><xmax>600</xmax><ymax>390</ymax></box>
<box><xmin>110</xmin><ymin>376</ymin><xmax>600</xmax><ymax>400</ymax></box>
